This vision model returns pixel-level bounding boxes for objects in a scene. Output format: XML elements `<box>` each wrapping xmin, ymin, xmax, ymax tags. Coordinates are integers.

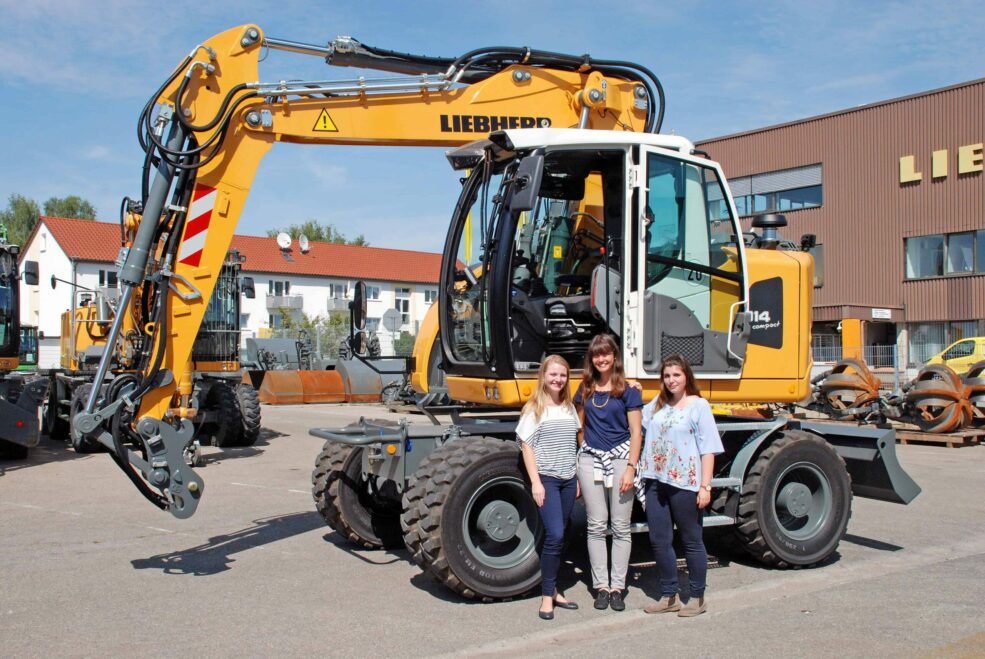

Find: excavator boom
<box><xmin>76</xmin><ymin>24</ymin><xmax>663</xmax><ymax>516</ymax></box>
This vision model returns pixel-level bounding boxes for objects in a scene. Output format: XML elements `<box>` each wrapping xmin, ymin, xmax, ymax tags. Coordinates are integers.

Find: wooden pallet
<box><xmin>895</xmin><ymin>428</ymin><xmax>983</xmax><ymax>448</ymax></box>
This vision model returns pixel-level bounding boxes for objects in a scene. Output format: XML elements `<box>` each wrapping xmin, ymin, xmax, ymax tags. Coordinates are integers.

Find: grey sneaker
<box><xmin>643</xmin><ymin>594</ymin><xmax>680</xmax><ymax>614</ymax></box>
<box><xmin>677</xmin><ymin>596</ymin><xmax>706</xmax><ymax>617</ymax></box>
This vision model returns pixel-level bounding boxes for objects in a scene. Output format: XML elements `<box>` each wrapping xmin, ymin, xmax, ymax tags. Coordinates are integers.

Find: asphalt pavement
<box><xmin>1</xmin><ymin>403</ymin><xmax>983</xmax><ymax>658</ymax></box>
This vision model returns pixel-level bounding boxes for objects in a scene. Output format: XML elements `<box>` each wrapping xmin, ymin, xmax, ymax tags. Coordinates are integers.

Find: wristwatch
<box><xmin>701</xmin><ymin>484</ymin><xmax>712</xmax><ymax>492</ymax></box>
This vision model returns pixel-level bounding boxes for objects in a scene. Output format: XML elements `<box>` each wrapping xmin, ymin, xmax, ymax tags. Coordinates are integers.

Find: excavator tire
<box><xmin>311</xmin><ymin>442</ymin><xmax>403</xmax><ymax>549</ymax></box>
<box><xmin>235</xmin><ymin>384</ymin><xmax>262</xmax><ymax>447</ymax></box>
<box><xmin>43</xmin><ymin>392</ymin><xmax>70</xmax><ymax>440</ymax></box>
<box><xmin>400</xmin><ymin>446</ymin><xmax>449</xmax><ymax>568</ymax></box>
<box><xmin>406</xmin><ymin>437</ymin><xmax>542</xmax><ymax>600</ymax></box>
<box><xmin>69</xmin><ymin>384</ymin><xmax>103</xmax><ymax>454</ymax></box>
<box><xmin>734</xmin><ymin>430</ymin><xmax>851</xmax><ymax>568</ymax></box>
<box><xmin>207</xmin><ymin>382</ymin><xmax>245</xmax><ymax>448</ymax></box>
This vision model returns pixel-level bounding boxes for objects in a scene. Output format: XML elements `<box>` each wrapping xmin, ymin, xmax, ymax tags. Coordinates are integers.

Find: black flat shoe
<box><xmin>539</xmin><ymin>609</ymin><xmax>555</xmax><ymax>620</ymax></box>
<box><xmin>553</xmin><ymin>599</ymin><xmax>579</xmax><ymax>610</ymax></box>
<box><xmin>609</xmin><ymin>590</ymin><xmax>625</xmax><ymax>611</ymax></box>
<box><xmin>594</xmin><ymin>590</ymin><xmax>610</xmax><ymax>610</ymax></box>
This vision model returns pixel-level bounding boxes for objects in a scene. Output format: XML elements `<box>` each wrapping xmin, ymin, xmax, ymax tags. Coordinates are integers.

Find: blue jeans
<box><xmin>644</xmin><ymin>479</ymin><xmax>708</xmax><ymax>598</ymax></box>
<box><xmin>537</xmin><ymin>475</ymin><xmax>577</xmax><ymax>597</ymax></box>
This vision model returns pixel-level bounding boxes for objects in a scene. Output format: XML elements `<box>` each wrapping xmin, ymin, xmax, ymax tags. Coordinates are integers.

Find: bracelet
<box><xmin>626</xmin><ymin>463</ymin><xmax>637</xmax><ymax>470</ymax></box>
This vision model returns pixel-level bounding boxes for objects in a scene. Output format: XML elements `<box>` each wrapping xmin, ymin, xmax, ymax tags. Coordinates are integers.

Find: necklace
<box><xmin>591</xmin><ymin>391</ymin><xmax>611</xmax><ymax>408</ymax></box>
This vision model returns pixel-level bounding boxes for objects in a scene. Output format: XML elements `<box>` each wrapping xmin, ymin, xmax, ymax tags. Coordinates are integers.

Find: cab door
<box><xmin>637</xmin><ymin>148</ymin><xmax>749</xmax><ymax>377</ymax></box>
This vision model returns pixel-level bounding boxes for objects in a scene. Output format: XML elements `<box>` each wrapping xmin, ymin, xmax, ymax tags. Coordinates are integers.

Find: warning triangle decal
<box><xmin>313</xmin><ymin>109</ymin><xmax>339</xmax><ymax>132</ymax></box>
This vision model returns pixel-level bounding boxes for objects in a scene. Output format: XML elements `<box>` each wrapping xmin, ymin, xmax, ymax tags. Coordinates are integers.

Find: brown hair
<box><xmin>522</xmin><ymin>354</ymin><xmax>574</xmax><ymax>421</ymax></box>
<box><xmin>581</xmin><ymin>334</ymin><xmax>626</xmax><ymax>398</ymax></box>
<box><xmin>656</xmin><ymin>353</ymin><xmax>702</xmax><ymax>407</ymax></box>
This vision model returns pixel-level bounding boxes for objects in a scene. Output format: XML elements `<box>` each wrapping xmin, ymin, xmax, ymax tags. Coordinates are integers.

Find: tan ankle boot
<box><xmin>643</xmin><ymin>594</ymin><xmax>680</xmax><ymax>614</ymax></box>
<box><xmin>677</xmin><ymin>596</ymin><xmax>706</xmax><ymax>617</ymax></box>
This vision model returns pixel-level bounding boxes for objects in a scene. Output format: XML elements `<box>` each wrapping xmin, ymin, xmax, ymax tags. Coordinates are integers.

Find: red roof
<box><xmin>35</xmin><ymin>216</ymin><xmax>440</xmax><ymax>284</ymax></box>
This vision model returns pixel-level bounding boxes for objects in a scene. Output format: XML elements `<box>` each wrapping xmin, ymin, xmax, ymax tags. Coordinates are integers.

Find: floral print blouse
<box><xmin>639</xmin><ymin>397</ymin><xmax>724</xmax><ymax>492</ymax></box>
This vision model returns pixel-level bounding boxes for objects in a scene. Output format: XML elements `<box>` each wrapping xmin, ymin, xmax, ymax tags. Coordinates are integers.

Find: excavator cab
<box><xmin>439</xmin><ymin>130</ymin><xmax>750</xmax><ymax>389</ymax></box>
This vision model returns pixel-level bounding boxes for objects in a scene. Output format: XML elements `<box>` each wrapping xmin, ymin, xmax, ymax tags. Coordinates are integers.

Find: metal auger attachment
<box><xmin>817</xmin><ymin>358</ymin><xmax>884</xmax><ymax>420</ymax></box>
<box><xmin>903</xmin><ymin>364</ymin><xmax>973</xmax><ymax>434</ymax></box>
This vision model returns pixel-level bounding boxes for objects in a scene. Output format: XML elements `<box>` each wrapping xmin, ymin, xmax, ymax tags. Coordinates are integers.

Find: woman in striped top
<box><xmin>517</xmin><ymin>355</ymin><xmax>582</xmax><ymax>620</ymax></box>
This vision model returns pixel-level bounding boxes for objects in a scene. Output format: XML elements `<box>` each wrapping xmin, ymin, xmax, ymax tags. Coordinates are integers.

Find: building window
<box><xmin>366</xmin><ymin>286</ymin><xmax>380</xmax><ymax>300</ymax></box>
<box><xmin>905</xmin><ymin>231</ymin><xmax>985</xmax><ymax>280</ymax></box>
<box><xmin>268</xmin><ymin>280</ymin><xmax>291</xmax><ymax>296</ymax></box>
<box><xmin>905</xmin><ymin>235</ymin><xmax>944</xmax><ymax>278</ymax></box>
<box><xmin>365</xmin><ymin>317</ymin><xmax>380</xmax><ymax>332</ymax></box>
<box><xmin>395</xmin><ymin>287</ymin><xmax>411</xmax><ymax>325</ymax></box>
<box><xmin>328</xmin><ymin>283</ymin><xmax>348</xmax><ymax>298</ymax></box>
<box><xmin>98</xmin><ymin>269</ymin><xmax>118</xmax><ymax>288</ymax></box>
<box><xmin>946</xmin><ymin>232</ymin><xmax>975</xmax><ymax>274</ymax></box>
<box><xmin>268</xmin><ymin>313</ymin><xmax>283</xmax><ymax>329</ymax></box>
<box><xmin>424</xmin><ymin>289</ymin><xmax>437</xmax><ymax>304</ymax></box>
<box><xmin>976</xmin><ymin>230</ymin><xmax>985</xmax><ymax>273</ymax></box>
<box><xmin>726</xmin><ymin>164</ymin><xmax>822</xmax><ymax>218</ymax></box>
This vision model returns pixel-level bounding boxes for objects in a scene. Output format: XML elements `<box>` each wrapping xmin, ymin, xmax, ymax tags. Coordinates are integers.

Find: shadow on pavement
<box><xmin>842</xmin><ymin>533</ymin><xmax>904</xmax><ymax>552</ymax></box>
<box><xmin>131</xmin><ymin>510</ymin><xmax>323</xmax><ymax>575</ymax></box>
<box><xmin>0</xmin><ymin>436</ymin><xmax>99</xmax><ymax>476</ymax></box>
<box><xmin>319</xmin><ymin>531</ymin><xmax>407</xmax><ymax>566</ymax></box>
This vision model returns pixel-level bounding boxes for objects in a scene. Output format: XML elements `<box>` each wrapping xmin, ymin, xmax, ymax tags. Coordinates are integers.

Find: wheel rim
<box><xmin>461</xmin><ymin>475</ymin><xmax>540</xmax><ymax>569</ymax></box>
<box><xmin>770</xmin><ymin>461</ymin><xmax>832</xmax><ymax>541</ymax></box>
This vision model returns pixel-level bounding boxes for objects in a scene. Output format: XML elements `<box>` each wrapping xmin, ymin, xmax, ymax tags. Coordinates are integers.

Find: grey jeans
<box><xmin>577</xmin><ymin>453</ymin><xmax>634</xmax><ymax>591</ymax></box>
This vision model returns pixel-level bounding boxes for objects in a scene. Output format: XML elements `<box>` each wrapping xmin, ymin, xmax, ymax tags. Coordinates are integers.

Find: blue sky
<box><xmin>2</xmin><ymin>0</ymin><xmax>983</xmax><ymax>252</ymax></box>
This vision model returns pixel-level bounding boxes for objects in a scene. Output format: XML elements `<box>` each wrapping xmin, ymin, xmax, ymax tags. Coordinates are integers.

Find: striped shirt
<box><xmin>516</xmin><ymin>405</ymin><xmax>581</xmax><ymax>479</ymax></box>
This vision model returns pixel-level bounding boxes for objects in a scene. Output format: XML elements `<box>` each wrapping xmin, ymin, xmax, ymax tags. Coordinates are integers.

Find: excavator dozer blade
<box><xmin>793</xmin><ymin>420</ymin><xmax>921</xmax><ymax>504</ymax></box>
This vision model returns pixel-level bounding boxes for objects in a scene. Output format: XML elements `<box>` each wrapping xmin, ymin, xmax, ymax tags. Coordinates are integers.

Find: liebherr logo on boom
<box><xmin>440</xmin><ymin>115</ymin><xmax>552</xmax><ymax>133</ymax></box>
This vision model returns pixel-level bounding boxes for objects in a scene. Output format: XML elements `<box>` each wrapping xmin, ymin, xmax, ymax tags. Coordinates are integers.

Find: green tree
<box><xmin>0</xmin><ymin>194</ymin><xmax>40</xmax><ymax>248</ymax></box>
<box><xmin>43</xmin><ymin>195</ymin><xmax>97</xmax><ymax>220</ymax></box>
<box><xmin>267</xmin><ymin>219</ymin><xmax>368</xmax><ymax>246</ymax></box>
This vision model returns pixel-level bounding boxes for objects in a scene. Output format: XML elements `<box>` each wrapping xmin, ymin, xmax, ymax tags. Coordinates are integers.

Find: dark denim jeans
<box><xmin>644</xmin><ymin>479</ymin><xmax>708</xmax><ymax>598</ymax></box>
<box><xmin>537</xmin><ymin>475</ymin><xmax>577</xmax><ymax>597</ymax></box>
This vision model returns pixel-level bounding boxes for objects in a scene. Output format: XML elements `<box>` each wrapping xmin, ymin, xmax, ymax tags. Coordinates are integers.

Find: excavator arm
<box><xmin>75</xmin><ymin>24</ymin><xmax>663</xmax><ymax>517</ymax></box>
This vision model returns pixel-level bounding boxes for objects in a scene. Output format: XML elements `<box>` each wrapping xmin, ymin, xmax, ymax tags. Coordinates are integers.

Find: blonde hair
<box><xmin>522</xmin><ymin>355</ymin><xmax>574</xmax><ymax>421</ymax></box>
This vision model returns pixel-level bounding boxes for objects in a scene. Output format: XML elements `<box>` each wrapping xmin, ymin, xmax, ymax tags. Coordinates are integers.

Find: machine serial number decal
<box><xmin>313</xmin><ymin>109</ymin><xmax>339</xmax><ymax>132</ymax></box>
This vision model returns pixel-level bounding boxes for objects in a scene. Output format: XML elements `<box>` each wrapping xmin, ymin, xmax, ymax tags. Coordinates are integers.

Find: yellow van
<box><xmin>925</xmin><ymin>337</ymin><xmax>985</xmax><ymax>375</ymax></box>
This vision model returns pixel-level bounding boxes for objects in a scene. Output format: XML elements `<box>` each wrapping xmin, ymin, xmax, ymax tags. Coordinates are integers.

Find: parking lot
<box><xmin>2</xmin><ymin>403</ymin><xmax>984</xmax><ymax>658</ymax></box>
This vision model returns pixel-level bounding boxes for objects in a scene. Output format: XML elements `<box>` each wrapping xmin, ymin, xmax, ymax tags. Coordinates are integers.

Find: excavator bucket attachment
<box><xmin>794</xmin><ymin>420</ymin><xmax>921</xmax><ymax>504</ymax></box>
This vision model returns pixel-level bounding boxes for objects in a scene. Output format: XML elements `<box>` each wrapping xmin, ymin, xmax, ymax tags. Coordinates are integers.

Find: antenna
<box><xmin>299</xmin><ymin>234</ymin><xmax>310</xmax><ymax>254</ymax></box>
<box><xmin>276</xmin><ymin>232</ymin><xmax>292</xmax><ymax>250</ymax></box>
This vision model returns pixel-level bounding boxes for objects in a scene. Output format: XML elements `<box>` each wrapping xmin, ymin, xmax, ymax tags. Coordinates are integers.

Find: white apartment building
<box><xmin>19</xmin><ymin>217</ymin><xmax>441</xmax><ymax>368</ymax></box>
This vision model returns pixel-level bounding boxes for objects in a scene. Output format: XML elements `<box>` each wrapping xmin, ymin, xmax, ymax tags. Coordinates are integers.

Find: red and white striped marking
<box><xmin>178</xmin><ymin>185</ymin><xmax>216</xmax><ymax>267</ymax></box>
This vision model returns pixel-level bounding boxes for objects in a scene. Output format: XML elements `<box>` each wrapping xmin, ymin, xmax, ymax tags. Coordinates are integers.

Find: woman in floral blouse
<box><xmin>639</xmin><ymin>354</ymin><xmax>723</xmax><ymax>618</ymax></box>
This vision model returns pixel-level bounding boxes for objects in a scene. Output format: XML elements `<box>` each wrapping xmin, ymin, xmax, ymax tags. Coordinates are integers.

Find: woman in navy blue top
<box><xmin>574</xmin><ymin>334</ymin><xmax>643</xmax><ymax>612</ymax></box>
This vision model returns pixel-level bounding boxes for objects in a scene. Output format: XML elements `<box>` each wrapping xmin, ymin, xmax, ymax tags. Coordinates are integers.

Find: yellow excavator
<box><xmin>76</xmin><ymin>25</ymin><xmax>920</xmax><ymax>601</ymax></box>
<box><xmin>49</xmin><ymin>249</ymin><xmax>260</xmax><ymax>458</ymax></box>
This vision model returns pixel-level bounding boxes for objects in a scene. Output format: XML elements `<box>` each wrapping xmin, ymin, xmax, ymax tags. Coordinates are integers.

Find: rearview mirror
<box><xmin>350</xmin><ymin>281</ymin><xmax>367</xmax><ymax>330</ymax></box>
<box><xmin>23</xmin><ymin>260</ymin><xmax>39</xmax><ymax>286</ymax></box>
<box><xmin>508</xmin><ymin>153</ymin><xmax>545</xmax><ymax>212</ymax></box>
<box><xmin>241</xmin><ymin>276</ymin><xmax>256</xmax><ymax>299</ymax></box>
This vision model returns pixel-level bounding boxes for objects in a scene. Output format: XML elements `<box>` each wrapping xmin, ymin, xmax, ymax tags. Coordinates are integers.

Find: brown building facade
<box><xmin>697</xmin><ymin>78</ymin><xmax>985</xmax><ymax>366</ymax></box>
